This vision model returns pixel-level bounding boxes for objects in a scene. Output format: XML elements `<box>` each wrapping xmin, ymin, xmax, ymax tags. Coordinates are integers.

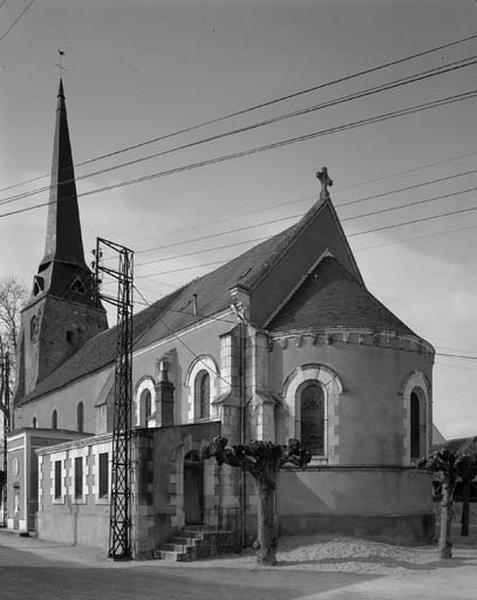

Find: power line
<box><xmin>133</xmin><ymin>285</ymin><xmax>235</xmax><ymax>388</ymax></box>
<box><xmin>1</xmin><ymin>90</ymin><xmax>475</xmax><ymax>220</ymax></box>
<box><xmin>114</xmin><ymin>151</ymin><xmax>477</xmax><ymax>248</ymax></box>
<box><xmin>129</xmin><ymin>171</ymin><xmax>474</xmax><ymax>260</ymax></box>
<box><xmin>3</xmin><ymin>56</ymin><xmax>474</xmax><ymax>207</ymax></box>
<box><xmin>137</xmin><ymin>198</ymin><xmax>477</xmax><ymax>278</ymax></box>
<box><xmin>348</xmin><ymin>200</ymin><xmax>477</xmax><ymax>238</ymax></box>
<box><xmin>354</xmin><ymin>222</ymin><xmax>477</xmax><ymax>253</ymax></box>
<box><xmin>2</xmin><ymin>34</ymin><xmax>475</xmax><ymax>195</ymax></box>
<box><xmin>133</xmin><ymin>187</ymin><xmax>475</xmax><ymax>270</ymax></box>
<box><xmin>338</xmin><ymin>170</ymin><xmax>476</xmax><ymax>208</ymax></box>
<box><xmin>0</xmin><ymin>0</ymin><xmax>35</xmax><ymax>44</ymax></box>
<box><xmin>342</xmin><ymin>187</ymin><xmax>476</xmax><ymax>222</ymax></box>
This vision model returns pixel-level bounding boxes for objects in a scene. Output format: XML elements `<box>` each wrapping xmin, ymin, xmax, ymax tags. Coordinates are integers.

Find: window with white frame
<box><xmin>98</xmin><ymin>453</ymin><xmax>109</xmax><ymax>498</ymax></box>
<box><xmin>135</xmin><ymin>378</ymin><xmax>156</xmax><ymax>427</ymax></box>
<box><xmin>54</xmin><ymin>461</ymin><xmax>61</xmax><ymax>499</ymax></box>
<box><xmin>282</xmin><ymin>364</ymin><xmax>343</xmax><ymax>463</ymax></box>
<box><xmin>69</xmin><ymin>446</ymin><xmax>89</xmax><ymax>503</ymax></box>
<box><xmin>92</xmin><ymin>440</ymin><xmax>112</xmax><ymax>503</ymax></box>
<box><xmin>298</xmin><ymin>380</ymin><xmax>325</xmax><ymax>456</ymax></box>
<box><xmin>50</xmin><ymin>451</ymin><xmax>67</xmax><ymax>503</ymax></box>
<box><xmin>195</xmin><ymin>370</ymin><xmax>210</xmax><ymax>421</ymax></box>
<box><xmin>74</xmin><ymin>457</ymin><xmax>83</xmax><ymax>498</ymax></box>
<box><xmin>400</xmin><ymin>371</ymin><xmax>431</xmax><ymax>465</ymax></box>
<box><xmin>185</xmin><ymin>356</ymin><xmax>219</xmax><ymax>423</ymax></box>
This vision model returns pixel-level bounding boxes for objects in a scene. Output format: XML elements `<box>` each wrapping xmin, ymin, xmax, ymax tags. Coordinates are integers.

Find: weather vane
<box><xmin>54</xmin><ymin>49</ymin><xmax>68</xmax><ymax>75</ymax></box>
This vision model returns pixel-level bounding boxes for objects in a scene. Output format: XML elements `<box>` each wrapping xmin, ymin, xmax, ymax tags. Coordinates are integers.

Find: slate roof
<box><xmin>268</xmin><ymin>256</ymin><xmax>418</xmax><ymax>336</ymax></box>
<box><xmin>18</xmin><ymin>197</ymin><xmax>428</xmax><ymax>406</ymax></box>
<box><xmin>18</xmin><ymin>224</ymin><xmax>298</xmax><ymax>405</ymax></box>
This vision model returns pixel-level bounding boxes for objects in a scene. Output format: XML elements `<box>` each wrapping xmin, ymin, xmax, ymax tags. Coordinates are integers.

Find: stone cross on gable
<box><xmin>316</xmin><ymin>166</ymin><xmax>333</xmax><ymax>199</ymax></box>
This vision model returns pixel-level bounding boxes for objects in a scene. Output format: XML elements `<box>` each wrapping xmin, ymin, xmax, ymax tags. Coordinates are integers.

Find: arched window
<box><xmin>299</xmin><ymin>381</ymin><xmax>325</xmax><ymax>456</ymax></box>
<box><xmin>32</xmin><ymin>416</ymin><xmax>37</xmax><ymax>428</ymax></box>
<box><xmin>140</xmin><ymin>388</ymin><xmax>152</xmax><ymax>426</ymax></box>
<box><xmin>51</xmin><ymin>410</ymin><xmax>58</xmax><ymax>429</ymax></box>
<box><xmin>410</xmin><ymin>390</ymin><xmax>421</xmax><ymax>459</ymax></box>
<box><xmin>77</xmin><ymin>401</ymin><xmax>84</xmax><ymax>433</ymax></box>
<box><xmin>195</xmin><ymin>370</ymin><xmax>210</xmax><ymax>421</ymax></box>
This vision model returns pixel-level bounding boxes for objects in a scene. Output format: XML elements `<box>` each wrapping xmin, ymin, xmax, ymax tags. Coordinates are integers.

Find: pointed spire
<box><xmin>41</xmin><ymin>78</ymin><xmax>85</xmax><ymax>267</ymax></box>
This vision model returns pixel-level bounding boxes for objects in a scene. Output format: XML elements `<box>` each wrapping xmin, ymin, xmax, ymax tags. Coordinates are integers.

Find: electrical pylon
<box><xmin>93</xmin><ymin>237</ymin><xmax>134</xmax><ymax>560</ymax></box>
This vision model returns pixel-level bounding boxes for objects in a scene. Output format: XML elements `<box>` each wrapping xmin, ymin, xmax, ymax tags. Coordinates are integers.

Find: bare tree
<box><xmin>0</xmin><ymin>275</ymin><xmax>27</xmax><ymax>409</ymax></box>
<box><xmin>202</xmin><ymin>436</ymin><xmax>311</xmax><ymax>566</ymax></box>
<box><xmin>419</xmin><ymin>450</ymin><xmax>477</xmax><ymax>558</ymax></box>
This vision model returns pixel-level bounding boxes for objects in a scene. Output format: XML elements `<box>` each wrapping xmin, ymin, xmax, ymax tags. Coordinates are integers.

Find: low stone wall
<box><xmin>278</xmin><ymin>466</ymin><xmax>434</xmax><ymax>545</ymax></box>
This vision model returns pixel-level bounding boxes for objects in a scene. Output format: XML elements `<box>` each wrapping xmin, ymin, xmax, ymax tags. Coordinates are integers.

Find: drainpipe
<box><xmin>239</xmin><ymin>321</ymin><xmax>246</xmax><ymax>548</ymax></box>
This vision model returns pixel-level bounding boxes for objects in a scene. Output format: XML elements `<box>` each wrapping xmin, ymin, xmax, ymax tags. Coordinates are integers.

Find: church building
<box><xmin>6</xmin><ymin>80</ymin><xmax>435</xmax><ymax>558</ymax></box>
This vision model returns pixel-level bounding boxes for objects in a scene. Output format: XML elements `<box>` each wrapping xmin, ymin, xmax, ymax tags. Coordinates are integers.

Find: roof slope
<box><xmin>268</xmin><ymin>256</ymin><xmax>417</xmax><ymax>336</ymax></box>
<box><xmin>18</xmin><ymin>224</ymin><xmax>298</xmax><ymax>405</ymax></box>
<box><xmin>18</xmin><ymin>195</ymin><xmax>428</xmax><ymax>406</ymax></box>
<box><xmin>438</xmin><ymin>436</ymin><xmax>477</xmax><ymax>454</ymax></box>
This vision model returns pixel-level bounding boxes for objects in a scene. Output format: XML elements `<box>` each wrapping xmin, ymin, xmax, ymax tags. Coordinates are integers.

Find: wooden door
<box><xmin>183</xmin><ymin>451</ymin><xmax>203</xmax><ymax>525</ymax></box>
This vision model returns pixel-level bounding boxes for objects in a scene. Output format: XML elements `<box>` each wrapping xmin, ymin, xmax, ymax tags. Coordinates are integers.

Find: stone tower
<box><xmin>15</xmin><ymin>79</ymin><xmax>108</xmax><ymax>400</ymax></box>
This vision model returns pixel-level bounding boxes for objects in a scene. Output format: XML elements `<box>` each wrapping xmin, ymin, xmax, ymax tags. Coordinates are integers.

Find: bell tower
<box><xmin>15</xmin><ymin>80</ymin><xmax>108</xmax><ymax>400</ymax></box>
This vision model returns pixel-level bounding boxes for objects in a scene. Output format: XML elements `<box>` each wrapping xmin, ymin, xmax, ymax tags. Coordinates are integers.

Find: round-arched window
<box><xmin>51</xmin><ymin>410</ymin><xmax>58</xmax><ymax>429</ymax></box>
<box><xmin>140</xmin><ymin>388</ymin><xmax>152</xmax><ymax>426</ymax></box>
<box><xmin>300</xmin><ymin>381</ymin><xmax>325</xmax><ymax>455</ymax></box>
<box><xmin>195</xmin><ymin>370</ymin><xmax>210</xmax><ymax>421</ymax></box>
<box><xmin>410</xmin><ymin>389</ymin><xmax>422</xmax><ymax>459</ymax></box>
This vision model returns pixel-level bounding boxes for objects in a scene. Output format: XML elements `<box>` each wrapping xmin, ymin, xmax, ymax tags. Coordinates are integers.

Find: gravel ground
<box><xmin>172</xmin><ymin>534</ymin><xmax>455</xmax><ymax>576</ymax></box>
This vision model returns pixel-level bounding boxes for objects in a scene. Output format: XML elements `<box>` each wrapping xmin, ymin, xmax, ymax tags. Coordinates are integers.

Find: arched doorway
<box><xmin>183</xmin><ymin>450</ymin><xmax>203</xmax><ymax>525</ymax></box>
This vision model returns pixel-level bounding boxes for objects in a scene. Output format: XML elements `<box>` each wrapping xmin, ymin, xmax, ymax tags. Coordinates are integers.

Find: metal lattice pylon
<box><xmin>93</xmin><ymin>238</ymin><xmax>134</xmax><ymax>560</ymax></box>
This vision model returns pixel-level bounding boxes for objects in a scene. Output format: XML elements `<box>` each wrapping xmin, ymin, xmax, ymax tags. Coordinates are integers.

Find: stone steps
<box><xmin>155</xmin><ymin>525</ymin><xmax>240</xmax><ymax>562</ymax></box>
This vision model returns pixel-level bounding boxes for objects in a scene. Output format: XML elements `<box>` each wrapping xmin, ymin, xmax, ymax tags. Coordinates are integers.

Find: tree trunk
<box><xmin>461</xmin><ymin>478</ymin><xmax>470</xmax><ymax>537</ymax></box>
<box><xmin>439</xmin><ymin>480</ymin><xmax>453</xmax><ymax>558</ymax></box>
<box><xmin>256</xmin><ymin>480</ymin><xmax>278</xmax><ymax>566</ymax></box>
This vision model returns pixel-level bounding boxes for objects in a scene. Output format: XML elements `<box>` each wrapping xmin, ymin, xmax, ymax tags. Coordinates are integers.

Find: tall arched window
<box><xmin>195</xmin><ymin>370</ymin><xmax>210</xmax><ymax>421</ymax></box>
<box><xmin>140</xmin><ymin>388</ymin><xmax>152</xmax><ymax>426</ymax></box>
<box><xmin>32</xmin><ymin>416</ymin><xmax>37</xmax><ymax>428</ymax></box>
<box><xmin>300</xmin><ymin>381</ymin><xmax>325</xmax><ymax>455</ymax></box>
<box><xmin>77</xmin><ymin>401</ymin><xmax>84</xmax><ymax>433</ymax></box>
<box><xmin>410</xmin><ymin>390</ymin><xmax>421</xmax><ymax>459</ymax></box>
<box><xmin>51</xmin><ymin>410</ymin><xmax>58</xmax><ymax>429</ymax></box>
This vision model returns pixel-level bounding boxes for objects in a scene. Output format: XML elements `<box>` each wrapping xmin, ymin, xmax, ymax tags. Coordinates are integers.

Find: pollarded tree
<box><xmin>202</xmin><ymin>436</ymin><xmax>311</xmax><ymax>566</ymax></box>
<box><xmin>419</xmin><ymin>450</ymin><xmax>477</xmax><ymax>558</ymax></box>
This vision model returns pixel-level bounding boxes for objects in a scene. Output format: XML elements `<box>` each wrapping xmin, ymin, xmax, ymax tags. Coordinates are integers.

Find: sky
<box><xmin>0</xmin><ymin>0</ymin><xmax>476</xmax><ymax>439</ymax></box>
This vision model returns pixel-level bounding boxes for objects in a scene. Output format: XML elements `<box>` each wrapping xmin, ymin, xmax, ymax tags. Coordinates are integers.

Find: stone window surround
<box><xmin>401</xmin><ymin>370</ymin><xmax>431</xmax><ymax>466</ymax></box>
<box><xmin>91</xmin><ymin>441</ymin><xmax>112</xmax><ymax>504</ymax></box>
<box><xmin>185</xmin><ymin>355</ymin><xmax>220</xmax><ymax>423</ymax></box>
<box><xmin>282</xmin><ymin>363</ymin><xmax>343</xmax><ymax>464</ymax></box>
<box><xmin>50</xmin><ymin>450</ymin><xmax>67</xmax><ymax>504</ymax></box>
<box><xmin>134</xmin><ymin>376</ymin><xmax>157</xmax><ymax>428</ymax></box>
<box><xmin>68</xmin><ymin>446</ymin><xmax>89</xmax><ymax>505</ymax></box>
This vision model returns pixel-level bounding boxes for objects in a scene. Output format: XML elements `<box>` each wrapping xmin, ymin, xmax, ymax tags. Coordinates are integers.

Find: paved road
<box><xmin>0</xmin><ymin>541</ymin><xmax>370</xmax><ymax>600</ymax></box>
<box><xmin>2</xmin><ymin>532</ymin><xmax>477</xmax><ymax>600</ymax></box>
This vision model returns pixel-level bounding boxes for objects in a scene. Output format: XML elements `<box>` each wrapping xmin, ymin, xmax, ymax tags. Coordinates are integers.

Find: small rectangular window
<box><xmin>54</xmin><ymin>460</ymin><xmax>61</xmax><ymax>499</ymax></box>
<box><xmin>74</xmin><ymin>457</ymin><xmax>83</xmax><ymax>498</ymax></box>
<box><xmin>99</xmin><ymin>453</ymin><xmax>109</xmax><ymax>498</ymax></box>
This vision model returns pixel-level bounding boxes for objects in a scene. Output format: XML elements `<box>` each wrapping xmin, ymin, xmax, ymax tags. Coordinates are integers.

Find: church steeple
<box><xmin>41</xmin><ymin>78</ymin><xmax>85</xmax><ymax>267</ymax></box>
<box><xmin>15</xmin><ymin>79</ymin><xmax>108</xmax><ymax>400</ymax></box>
